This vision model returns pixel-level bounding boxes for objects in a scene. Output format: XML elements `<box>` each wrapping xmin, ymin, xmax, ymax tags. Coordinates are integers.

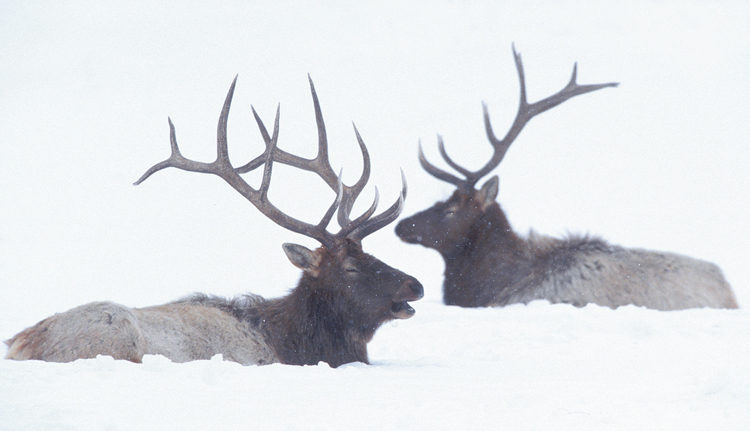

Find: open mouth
<box><xmin>391</xmin><ymin>301</ymin><xmax>417</xmax><ymax>319</ymax></box>
<box><xmin>390</xmin><ymin>279</ymin><xmax>423</xmax><ymax>319</ymax></box>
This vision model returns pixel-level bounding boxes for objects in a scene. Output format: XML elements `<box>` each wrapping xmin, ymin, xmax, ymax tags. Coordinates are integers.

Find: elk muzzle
<box><xmin>391</xmin><ymin>279</ymin><xmax>424</xmax><ymax>319</ymax></box>
<box><xmin>394</xmin><ymin>218</ymin><xmax>423</xmax><ymax>244</ymax></box>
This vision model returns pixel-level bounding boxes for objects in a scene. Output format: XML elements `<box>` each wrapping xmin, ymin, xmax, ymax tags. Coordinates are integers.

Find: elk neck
<box><xmin>442</xmin><ymin>202</ymin><xmax>531</xmax><ymax>307</ymax></box>
<box><xmin>446</xmin><ymin>201</ymin><xmax>524</xmax><ymax>262</ymax></box>
<box><xmin>253</xmin><ymin>270</ymin><xmax>371</xmax><ymax>367</ymax></box>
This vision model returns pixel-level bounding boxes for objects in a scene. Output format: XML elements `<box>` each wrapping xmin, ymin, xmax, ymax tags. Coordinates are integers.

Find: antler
<box><xmin>135</xmin><ymin>76</ymin><xmax>405</xmax><ymax>250</ymax></box>
<box><xmin>420</xmin><ymin>45</ymin><xmax>619</xmax><ymax>190</ymax></box>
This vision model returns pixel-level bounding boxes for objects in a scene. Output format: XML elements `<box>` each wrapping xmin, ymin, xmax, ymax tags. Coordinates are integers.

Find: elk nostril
<box><xmin>409</xmin><ymin>281</ymin><xmax>424</xmax><ymax>298</ymax></box>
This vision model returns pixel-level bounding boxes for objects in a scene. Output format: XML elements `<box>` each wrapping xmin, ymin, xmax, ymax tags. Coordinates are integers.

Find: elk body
<box><xmin>395</xmin><ymin>47</ymin><xmax>737</xmax><ymax>311</ymax></box>
<box><xmin>5</xmin><ymin>77</ymin><xmax>423</xmax><ymax>367</ymax></box>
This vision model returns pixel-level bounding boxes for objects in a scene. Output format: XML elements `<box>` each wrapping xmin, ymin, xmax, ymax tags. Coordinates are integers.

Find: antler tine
<box><xmin>338</xmin><ymin>188</ymin><xmax>380</xmax><ymax>239</ymax></box>
<box><xmin>237</xmin><ymin>76</ymin><xmax>371</xmax><ymax>230</ymax></box>
<box><xmin>295</xmin><ymin>74</ymin><xmax>337</xmax><ymax>188</ymax></box>
<box><xmin>417</xmin><ymin>140</ymin><xmax>463</xmax><ymax>186</ymax></box>
<box><xmin>348</xmin><ymin>169</ymin><xmax>407</xmax><ymax>241</ymax></box>
<box><xmin>437</xmin><ymin>135</ymin><xmax>475</xmax><ymax>178</ymax></box>
<box><xmin>307</xmin><ymin>77</ymin><xmax>371</xmax><ymax>230</ymax></box>
<box><xmin>318</xmin><ymin>172</ymin><xmax>344</xmax><ymax>231</ymax></box>
<box><xmin>237</xmin><ymin>102</ymin><xmax>325</xmax><ymax>174</ymax></box>
<box><xmin>133</xmin><ymin>76</ymin><xmax>243</xmax><ymax>186</ymax></box>
<box><xmin>134</xmin><ymin>75</ymin><xmax>239</xmax><ymax>183</ymax></box>
<box><xmin>465</xmin><ymin>45</ymin><xmax>618</xmax><ymax>186</ymax></box>
<box><xmin>300</xmin><ymin>78</ymin><xmax>400</xmax><ymax>242</ymax></box>
<box><xmin>234</xmin><ymin>104</ymin><xmax>279</xmax><ymax>173</ymax></box>
<box><xmin>336</xmin><ymin>123</ymin><xmax>371</xmax><ymax>228</ymax></box>
<box><xmin>133</xmin><ymin>117</ymin><xmax>195</xmax><ymax>185</ymax></box>
<box><xmin>245</xmin><ymin>116</ymin><xmax>340</xmax><ymax>249</ymax></box>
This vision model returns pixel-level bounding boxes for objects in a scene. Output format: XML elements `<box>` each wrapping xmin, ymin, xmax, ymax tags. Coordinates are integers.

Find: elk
<box><xmin>395</xmin><ymin>47</ymin><xmax>738</xmax><ymax>310</ymax></box>
<box><xmin>5</xmin><ymin>76</ymin><xmax>424</xmax><ymax>367</ymax></box>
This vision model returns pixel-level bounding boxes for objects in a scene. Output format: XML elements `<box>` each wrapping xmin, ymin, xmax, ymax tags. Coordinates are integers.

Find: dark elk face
<box><xmin>395</xmin><ymin>177</ymin><xmax>499</xmax><ymax>257</ymax></box>
<box><xmin>284</xmin><ymin>240</ymin><xmax>424</xmax><ymax>325</ymax></box>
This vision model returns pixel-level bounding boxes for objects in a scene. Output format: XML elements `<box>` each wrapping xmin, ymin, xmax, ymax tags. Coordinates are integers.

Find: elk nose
<box><xmin>394</xmin><ymin>220</ymin><xmax>406</xmax><ymax>235</ymax></box>
<box><xmin>407</xmin><ymin>279</ymin><xmax>424</xmax><ymax>300</ymax></box>
<box><xmin>394</xmin><ymin>220</ymin><xmax>414</xmax><ymax>241</ymax></box>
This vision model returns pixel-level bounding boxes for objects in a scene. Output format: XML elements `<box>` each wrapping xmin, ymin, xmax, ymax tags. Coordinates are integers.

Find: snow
<box><xmin>1</xmin><ymin>1</ymin><xmax>749</xmax><ymax>430</ymax></box>
<box><xmin>3</xmin><ymin>303</ymin><xmax>750</xmax><ymax>430</ymax></box>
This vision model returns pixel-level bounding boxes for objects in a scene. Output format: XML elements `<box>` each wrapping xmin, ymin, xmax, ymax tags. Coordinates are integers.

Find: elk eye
<box><xmin>346</xmin><ymin>267</ymin><xmax>360</xmax><ymax>273</ymax></box>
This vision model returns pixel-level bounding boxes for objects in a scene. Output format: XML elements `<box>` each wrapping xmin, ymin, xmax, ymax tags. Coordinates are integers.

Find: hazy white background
<box><xmin>1</xmin><ymin>1</ymin><xmax>749</xmax><ymax>430</ymax></box>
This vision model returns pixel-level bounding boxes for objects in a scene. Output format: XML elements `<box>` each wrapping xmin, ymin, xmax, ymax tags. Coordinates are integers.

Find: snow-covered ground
<box><xmin>3</xmin><ymin>302</ymin><xmax>750</xmax><ymax>430</ymax></box>
<box><xmin>1</xmin><ymin>1</ymin><xmax>749</xmax><ymax>430</ymax></box>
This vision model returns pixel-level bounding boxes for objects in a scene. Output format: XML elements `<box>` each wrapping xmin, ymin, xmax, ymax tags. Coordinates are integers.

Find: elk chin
<box><xmin>391</xmin><ymin>301</ymin><xmax>416</xmax><ymax>319</ymax></box>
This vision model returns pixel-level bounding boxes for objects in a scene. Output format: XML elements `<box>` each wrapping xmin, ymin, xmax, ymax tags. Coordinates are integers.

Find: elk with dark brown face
<box><xmin>396</xmin><ymin>47</ymin><xmax>738</xmax><ymax>310</ymax></box>
<box><xmin>5</xmin><ymin>76</ymin><xmax>423</xmax><ymax>367</ymax></box>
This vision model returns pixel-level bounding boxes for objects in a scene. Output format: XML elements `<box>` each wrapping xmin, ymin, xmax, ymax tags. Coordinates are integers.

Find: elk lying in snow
<box><xmin>395</xmin><ymin>47</ymin><xmax>738</xmax><ymax>311</ymax></box>
<box><xmin>5</xmin><ymin>76</ymin><xmax>424</xmax><ymax>367</ymax></box>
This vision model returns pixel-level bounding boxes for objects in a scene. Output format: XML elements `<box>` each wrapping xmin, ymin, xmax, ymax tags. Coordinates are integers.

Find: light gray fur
<box><xmin>491</xmin><ymin>232</ymin><xmax>738</xmax><ymax>310</ymax></box>
<box><xmin>4</xmin><ymin>299</ymin><xmax>277</xmax><ymax>365</ymax></box>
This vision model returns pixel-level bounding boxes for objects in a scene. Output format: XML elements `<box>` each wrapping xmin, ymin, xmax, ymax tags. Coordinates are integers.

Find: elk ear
<box><xmin>282</xmin><ymin>243</ymin><xmax>322</xmax><ymax>276</ymax></box>
<box><xmin>477</xmin><ymin>176</ymin><xmax>499</xmax><ymax>210</ymax></box>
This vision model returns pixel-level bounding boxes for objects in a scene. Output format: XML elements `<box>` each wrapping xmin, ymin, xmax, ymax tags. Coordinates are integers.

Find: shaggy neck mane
<box><xmin>183</xmin><ymin>281</ymin><xmax>373</xmax><ymax>367</ymax></box>
<box><xmin>442</xmin><ymin>202</ymin><xmax>532</xmax><ymax>306</ymax></box>
<box><xmin>448</xmin><ymin>202</ymin><xmax>525</xmax><ymax>262</ymax></box>
<box><xmin>253</xmin><ymin>275</ymin><xmax>373</xmax><ymax>367</ymax></box>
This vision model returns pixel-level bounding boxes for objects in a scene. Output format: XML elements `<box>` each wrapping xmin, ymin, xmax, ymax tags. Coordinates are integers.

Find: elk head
<box><xmin>135</xmin><ymin>75</ymin><xmax>423</xmax><ymax>328</ymax></box>
<box><xmin>396</xmin><ymin>46</ymin><xmax>618</xmax><ymax>257</ymax></box>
